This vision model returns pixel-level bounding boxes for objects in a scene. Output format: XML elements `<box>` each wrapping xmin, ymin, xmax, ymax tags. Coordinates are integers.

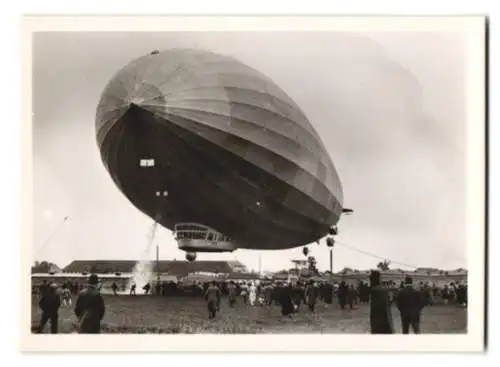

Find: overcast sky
<box><xmin>32</xmin><ymin>31</ymin><xmax>467</xmax><ymax>272</ymax></box>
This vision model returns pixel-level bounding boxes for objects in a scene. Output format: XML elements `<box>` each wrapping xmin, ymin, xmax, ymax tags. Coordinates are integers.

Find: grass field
<box><xmin>32</xmin><ymin>295</ymin><xmax>467</xmax><ymax>334</ymax></box>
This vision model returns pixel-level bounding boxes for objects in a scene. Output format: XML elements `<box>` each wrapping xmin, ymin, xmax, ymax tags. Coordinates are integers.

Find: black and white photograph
<box><xmin>20</xmin><ymin>15</ymin><xmax>486</xmax><ymax>352</ymax></box>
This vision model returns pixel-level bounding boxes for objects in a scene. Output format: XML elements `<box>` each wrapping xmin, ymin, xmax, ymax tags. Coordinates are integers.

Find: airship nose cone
<box><xmin>128</xmin><ymin>101</ymin><xmax>144</xmax><ymax>111</ymax></box>
<box><xmin>96</xmin><ymin>78</ymin><xmax>166</xmax><ymax>147</ymax></box>
<box><xmin>130</xmin><ymin>97</ymin><xmax>145</xmax><ymax>106</ymax></box>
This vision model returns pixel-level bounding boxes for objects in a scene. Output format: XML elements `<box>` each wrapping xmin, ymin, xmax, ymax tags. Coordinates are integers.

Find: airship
<box><xmin>95</xmin><ymin>49</ymin><xmax>347</xmax><ymax>261</ymax></box>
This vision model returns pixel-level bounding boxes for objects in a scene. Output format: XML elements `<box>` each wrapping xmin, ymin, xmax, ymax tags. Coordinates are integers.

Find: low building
<box><xmin>31</xmin><ymin>272</ymin><xmax>132</xmax><ymax>293</ymax></box>
<box><xmin>62</xmin><ymin>260</ymin><xmax>247</xmax><ymax>276</ymax></box>
<box><xmin>31</xmin><ymin>260</ymin><xmax>250</xmax><ymax>294</ymax></box>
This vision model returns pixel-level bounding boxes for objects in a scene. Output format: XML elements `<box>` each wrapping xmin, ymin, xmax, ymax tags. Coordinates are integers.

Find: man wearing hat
<box><xmin>204</xmin><ymin>281</ymin><xmax>221</xmax><ymax>319</ymax></box>
<box><xmin>279</xmin><ymin>282</ymin><xmax>295</xmax><ymax>317</ymax></box>
<box><xmin>36</xmin><ymin>282</ymin><xmax>61</xmax><ymax>333</ymax></box>
<box><xmin>74</xmin><ymin>274</ymin><xmax>106</xmax><ymax>333</ymax></box>
<box><xmin>396</xmin><ymin>276</ymin><xmax>425</xmax><ymax>334</ymax></box>
<box><xmin>369</xmin><ymin>270</ymin><xmax>394</xmax><ymax>334</ymax></box>
<box><xmin>305</xmin><ymin>281</ymin><xmax>319</xmax><ymax>312</ymax></box>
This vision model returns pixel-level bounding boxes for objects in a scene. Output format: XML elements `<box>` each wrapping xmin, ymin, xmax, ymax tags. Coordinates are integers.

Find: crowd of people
<box><xmin>111</xmin><ymin>276</ymin><xmax>467</xmax><ymax>309</ymax></box>
<box><xmin>33</xmin><ymin>271</ymin><xmax>467</xmax><ymax>334</ymax></box>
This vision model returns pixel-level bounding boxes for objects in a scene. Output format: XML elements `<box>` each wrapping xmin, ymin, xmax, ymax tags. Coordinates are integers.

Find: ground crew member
<box><xmin>37</xmin><ymin>283</ymin><xmax>61</xmax><ymax>333</ymax></box>
<box><xmin>369</xmin><ymin>270</ymin><xmax>394</xmax><ymax>334</ymax></box>
<box><xmin>396</xmin><ymin>276</ymin><xmax>425</xmax><ymax>334</ymax></box>
<box><xmin>205</xmin><ymin>281</ymin><xmax>221</xmax><ymax>319</ymax></box>
<box><xmin>74</xmin><ymin>274</ymin><xmax>106</xmax><ymax>334</ymax></box>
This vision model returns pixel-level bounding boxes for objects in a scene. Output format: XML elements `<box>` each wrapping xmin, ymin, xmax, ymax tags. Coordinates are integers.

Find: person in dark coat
<box><xmin>240</xmin><ymin>283</ymin><xmax>249</xmax><ymax>305</ymax></box>
<box><xmin>305</xmin><ymin>282</ymin><xmax>319</xmax><ymax>312</ymax></box>
<box><xmin>462</xmin><ymin>284</ymin><xmax>468</xmax><ymax>307</ymax></box>
<box><xmin>272</xmin><ymin>283</ymin><xmax>281</xmax><ymax>305</ymax></box>
<box><xmin>36</xmin><ymin>283</ymin><xmax>61</xmax><ymax>333</ymax></box>
<box><xmin>38</xmin><ymin>280</ymin><xmax>49</xmax><ymax>297</ymax></box>
<box><xmin>338</xmin><ymin>281</ymin><xmax>348</xmax><ymax>309</ymax></box>
<box><xmin>396</xmin><ymin>276</ymin><xmax>424</xmax><ymax>334</ymax></box>
<box><xmin>205</xmin><ymin>281</ymin><xmax>221</xmax><ymax>319</ymax></box>
<box><xmin>279</xmin><ymin>283</ymin><xmax>295</xmax><ymax>317</ymax></box>
<box><xmin>347</xmin><ymin>284</ymin><xmax>357</xmax><ymax>309</ymax></box>
<box><xmin>369</xmin><ymin>270</ymin><xmax>394</xmax><ymax>334</ymax></box>
<box><xmin>264</xmin><ymin>283</ymin><xmax>273</xmax><ymax>305</ymax></box>
<box><xmin>130</xmin><ymin>283</ymin><xmax>136</xmax><ymax>295</ymax></box>
<box><xmin>74</xmin><ymin>274</ymin><xmax>106</xmax><ymax>334</ymax></box>
<box><xmin>360</xmin><ymin>282</ymin><xmax>370</xmax><ymax>304</ymax></box>
<box><xmin>323</xmin><ymin>282</ymin><xmax>333</xmax><ymax>304</ymax></box>
<box><xmin>227</xmin><ymin>281</ymin><xmax>238</xmax><ymax>308</ymax></box>
<box><xmin>456</xmin><ymin>283</ymin><xmax>466</xmax><ymax>306</ymax></box>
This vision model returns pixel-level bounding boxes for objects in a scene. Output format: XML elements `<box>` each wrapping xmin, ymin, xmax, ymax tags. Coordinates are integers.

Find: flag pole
<box><xmin>329</xmin><ymin>248</ymin><xmax>333</xmax><ymax>273</ymax></box>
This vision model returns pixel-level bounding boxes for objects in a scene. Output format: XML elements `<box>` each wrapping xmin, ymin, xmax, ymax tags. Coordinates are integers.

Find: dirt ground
<box><xmin>31</xmin><ymin>295</ymin><xmax>467</xmax><ymax>334</ymax></box>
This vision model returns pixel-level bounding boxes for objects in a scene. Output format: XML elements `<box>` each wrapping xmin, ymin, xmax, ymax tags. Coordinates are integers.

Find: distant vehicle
<box><xmin>95</xmin><ymin>49</ymin><xmax>347</xmax><ymax>261</ymax></box>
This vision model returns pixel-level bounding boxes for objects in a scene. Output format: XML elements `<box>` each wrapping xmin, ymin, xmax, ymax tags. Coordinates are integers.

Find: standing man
<box><xmin>74</xmin><ymin>274</ymin><xmax>106</xmax><ymax>334</ymax></box>
<box><xmin>264</xmin><ymin>283</ymin><xmax>273</xmax><ymax>306</ymax></box>
<box><xmin>227</xmin><ymin>281</ymin><xmax>238</xmax><ymax>308</ymax></box>
<box><xmin>36</xmin><ymin>283</ymin><xmax>61</xmax><ymax>333</ymax></box>
<box><xmin>323</xmin><ymin>281</ymin><xmax>333</xmax><ymax>305</ymax></box>
<box><xmin>347</xmin><ymin>284</ymin><xmax>357</xmax><ymax>309</ymax></box>
<box><xmin>205</xmin><ymin>281</ymin><xmax>221</xmax><ymax>319</ymax></box>
<box><xmin>396</xmin><ymin>276</ymin><xmax>425</xmax><ymax>334</ymax></box>
<box><xmin>292</xmin><ymin>282</ymin><xmax>305</xmax><ymax>312</ymax></box>
<box><xmin>442</xmin><ymin>284</ymin><xmax>451</xmax><ymax>305</ymax></box>
<box><xmin>143</xmin><ymin>282</ymin><xmax>151</xmax><ymax>295</ymax></box>
<box><xmin>279</xmin><ymin>282</ymin><xmax>295</xmax><ymax>317</ymax></box>
<box><xmin>337</xmin><ymin>281</ymin><xmax>348</xmax><ymax>310</ymax></box>
<box><xmin>240</xmin><ymin>282</ymin><xmax>249</xmax><ymax>305</ymax></box>
<box><xmin>272</xmin><ymin>282</ymin><xmax>281</xmax><ymax>306</ymax></box>
<box><xmin>369</xmin><ymin>270</ymin><xmax>394</xmax><ymax>334</ymax></box>
<box><xmin>305</xmin><ymin>281</ymin><xmax>318</xmax><ymax>312</ymax></box>
<box><xmin>38</xmin><ymin>280</ymin><xmax>49</xmax><ymax>298</ymax></box>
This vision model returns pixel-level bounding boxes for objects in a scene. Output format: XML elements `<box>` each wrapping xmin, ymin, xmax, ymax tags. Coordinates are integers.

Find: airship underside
<box><xmin>96</xmin><ymin>49</ymin><xmax>344</xmax><ymax>253</ymax></box>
